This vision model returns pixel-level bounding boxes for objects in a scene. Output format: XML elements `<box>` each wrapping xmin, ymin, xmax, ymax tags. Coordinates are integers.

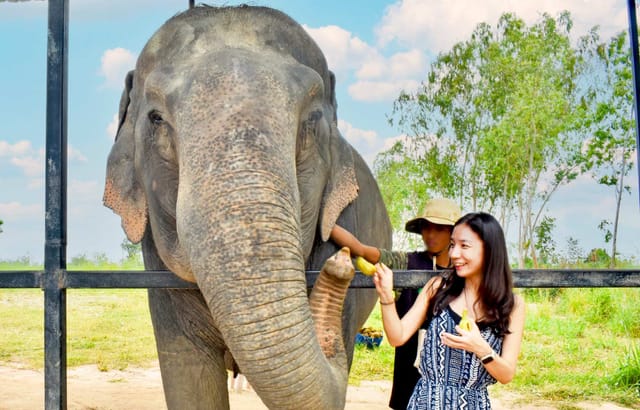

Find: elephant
<box><xmin>103</xmin><ymin>4</ymin><xmax>392</xmax><ymax>410</ymax></box>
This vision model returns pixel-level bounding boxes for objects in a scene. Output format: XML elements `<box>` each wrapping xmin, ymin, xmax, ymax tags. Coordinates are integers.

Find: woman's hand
<box><xmin>440</xmin><ymin>319</ymin><xmax>490</xmax><ymax>357</ymax></box>
<box><xmin>373</xmin><ymin>263</ymin><xmax>395</xmax><ymax>304</ymax></box>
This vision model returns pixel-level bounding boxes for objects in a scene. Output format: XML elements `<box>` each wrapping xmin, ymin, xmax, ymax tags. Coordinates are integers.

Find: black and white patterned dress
<box><xmin>407</xmin><ymin>306</ymin><xmax>503</xmax><ymax>409</ymax></box>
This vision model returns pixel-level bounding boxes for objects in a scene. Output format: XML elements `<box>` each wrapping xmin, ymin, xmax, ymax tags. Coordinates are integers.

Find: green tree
<box><xmin>579</xmin><ymin>30</ymin><xmax>636</xmax><ymax>268</ymax></box>
<box><xmin>70</xmin><ymin>254</ymin><xmax>91</xmax><ymax>267</ymax></box>
<box><xmin>0</xmin><ymin>218</ymin><xmax>3</xmax><ymax>234</ymax></box>
<box><xmin>121</xmin><ymin>238</ymin><xmax>142</xmax><ymax>264</ymax></box>
<box><xmin>534</xmin><ymin>216</ymin><xmax>558</xmax><ymax>266</ymax></box>
<box><xmin>564</xmin><ymin>236</ymin><xmax>584</xmax><ymax>266</ymax></box>
<box><xmin>482</xmin><ymin>12</ymin><xmax>585</xmax><ymax>268</ymax></box>
<box><xmin>585</xmin><ymin>248</ymin><xmax>611</xmax><ymax>266</ymax></box>
<box><xmin>381</xmin><ymin>12</ymin><xmax>586</xmax><ymax>266</ymax></box>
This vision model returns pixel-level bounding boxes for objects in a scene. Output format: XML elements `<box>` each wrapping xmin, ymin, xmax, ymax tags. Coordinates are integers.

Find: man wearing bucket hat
<box><xmin>331</xmin><ymin>197</ymin><xmax>461</xmax><ymax>410</ymax></box>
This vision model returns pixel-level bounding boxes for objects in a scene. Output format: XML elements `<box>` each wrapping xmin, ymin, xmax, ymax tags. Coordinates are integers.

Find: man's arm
<box><xmin>330</xmin><ymin>225</ymin><xmax>381</xmax><ymax>263</ymax></box>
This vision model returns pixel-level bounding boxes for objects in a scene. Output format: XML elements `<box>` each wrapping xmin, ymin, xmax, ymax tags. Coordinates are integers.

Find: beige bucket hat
<box><xmin>405</xmin><ymin>198</ymin><xmax>462</xmax><ymax>234</ymax></box>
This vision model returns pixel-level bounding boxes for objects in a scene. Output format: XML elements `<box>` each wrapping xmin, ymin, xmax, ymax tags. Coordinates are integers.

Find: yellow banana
<box><xmin>355</xmin><ymin>256</ymin><xmax>376</xmax><ymax>276</ymax></box>
<box><xmin>459</xmin><ymin>308</ymin><xmax>472</xmax><ymax>331</ymax></box>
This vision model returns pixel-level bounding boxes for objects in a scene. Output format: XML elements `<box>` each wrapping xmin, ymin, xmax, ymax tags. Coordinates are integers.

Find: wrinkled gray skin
<box><xmin>103</xmin><ymin>5</ymin><xmax>391</xmax><ymax>410</ymax></box>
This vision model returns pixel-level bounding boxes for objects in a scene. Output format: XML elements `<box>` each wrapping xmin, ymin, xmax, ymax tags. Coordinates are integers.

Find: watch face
<box><xmin>481</xmin><ymin>352</ymin><xmax>495</xmax><ymax>364</ymax></box>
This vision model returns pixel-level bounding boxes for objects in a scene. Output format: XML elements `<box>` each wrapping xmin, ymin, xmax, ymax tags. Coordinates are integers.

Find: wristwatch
<box><xmin>480</xmin><ymin>350</ymin><xmax>496</xmax><ymax>364</ymax></box>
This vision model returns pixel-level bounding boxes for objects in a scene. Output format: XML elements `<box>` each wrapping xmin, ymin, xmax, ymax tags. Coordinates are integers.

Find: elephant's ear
<box><xmin>318</xmin><ymin>123</ymin><xmax>359</xmax><ymax>242</ymax></box>
<box><xmin>103</xmin><ymin>70</ymin><xmax>148</xmax><ymax>244</ymax></box>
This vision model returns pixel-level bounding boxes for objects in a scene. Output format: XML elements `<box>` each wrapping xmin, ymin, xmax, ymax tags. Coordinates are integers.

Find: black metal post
<box><xmin>44</xmin><ymin>0</ymin><xmax>69</xmax><ymax>409</ymax></box>
<box><xmin>627</xmin><ymin>0</ymin><xmax>640</xmax><ymax>208</ymax></box>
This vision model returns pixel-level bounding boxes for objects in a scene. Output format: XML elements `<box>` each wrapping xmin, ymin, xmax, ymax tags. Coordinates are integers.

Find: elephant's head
<box><xmin>103</xmin><ymin>6</ymin><xmax>369</xmax><ymax>409</ymax></box>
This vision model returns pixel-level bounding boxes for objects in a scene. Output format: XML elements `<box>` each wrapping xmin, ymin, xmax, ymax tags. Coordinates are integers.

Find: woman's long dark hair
<box><xmin>424</xmin><ymin>212</ymin><xmax>515</xmax><ymax>336</ymax></box>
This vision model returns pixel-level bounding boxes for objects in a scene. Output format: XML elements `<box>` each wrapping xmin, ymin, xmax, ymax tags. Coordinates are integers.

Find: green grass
<box><xmin>349</xmin><ymin>302</ymin><xmax>394</xmax><ymax>384</ymax></box>
<box><xmin>1</xmin><ymin>277</ymin><xmax>639</xmax><ymax>408</ymax></box>
<box><xmin>0</xmin><ymin>289</ymin><xmax>156</xmax><ymax>370</ymax></box>
<box><xmin>495</xmin><ymin>288</ymin><xmax>640</xmax><ymax>408</ymax></box>
<box><xmin>0</xmin><ymin>289</ymin><xmax>44</xmax><ymax>366</ymax></box>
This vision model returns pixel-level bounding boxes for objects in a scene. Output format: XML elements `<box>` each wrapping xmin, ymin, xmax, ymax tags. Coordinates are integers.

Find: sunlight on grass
<box><xmin>510</xmin><ymin>288</ymin><xmax>640</xmax><ymax>406</ymax></box>
<box><xmin>0</xmin><ymin>289</ymin><xmax>44</xmax><ymax>367</ymax></box>
<box><xmin>349</xmin><ymin>302</ymin><xmax>393</xmax><ymax>385</ymax></box>
<box><xmin>0</xmin><ymin>289</ymin><xmax>157</xmax><ymax>370</ymax></box>
<box><xmin>66</xmin><ymin>289</ymin><xmax>157</xmax><ymax>370</ymax></box>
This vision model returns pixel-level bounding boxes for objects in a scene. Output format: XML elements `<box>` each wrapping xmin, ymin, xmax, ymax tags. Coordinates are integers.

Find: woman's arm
<box><xmin>374</xmin><ymin>263</ymin><xmax>440</xmax><ymax>346</ymax></box>
<box><xmin>330</xmin><ymin>225</ymin><xmax>381</xmax><ymax>263</ymax></box>
<box><xmin>482</xmin><ymin>294</ymin><xmax>526</xmax><ymax>383</ymax></box>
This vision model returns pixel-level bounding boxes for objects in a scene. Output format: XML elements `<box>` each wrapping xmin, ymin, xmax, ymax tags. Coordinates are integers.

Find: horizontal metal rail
<box><xmin>2</xmin><ymin>269</ymin><xmax>640</xmax><ymax>289</ymax></box>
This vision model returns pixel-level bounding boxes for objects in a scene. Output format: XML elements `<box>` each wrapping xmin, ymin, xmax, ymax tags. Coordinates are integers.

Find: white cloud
<box><xmin>68</xmin><ymin>0</ymin><xmax>185</xmax><ymax>20</ymax></box>
<box><xmin>27</xmin><ymin>178</ymin><xmax>44</xmax><ymax>190</ymax></box>
<box><xmin>376</xmin><ymin>0</ymin><xmax>627</xmax><ymax>53</ymax></box>
<box><xmin>347</xmin><ymin>0</ymin><xmax>628</xmax><ymax>103</ymax></box>
<box><xmin>387</xmin><ymin>49</ymin><xmax>426</xmax><ymax>79</ymax></box>
<box><xmin>107</xmin><ymin>113</ymin><xmax>119</xmax><ymax>141</ymax></box>
<box><xmin>99</xmin><ymin>47</ymin><xmax>136</xmax><ymax>89</ymax></box>
<box><xmin>305</xmin><ymin>23</ymin><xmax>427</xmax><ymax>103</ymax></box>
<box><xmin>0</xmin><ymin>140</ymin><xmax>32</xmax><ymax>156</ymax></box>
<box><xmin>69</xmin><ymin>179</ymin><xmax>99</xmax><ymax>198</ymax></box>
<box><xmin>1</xmin><ymin>141</ymin><xmax>87</xmax><ymax>178</ymax></box>
<box><xmin>0</xmin><ymin>1</ymin><xmax>46</xmax><ymax>20</ymax></box>
<box><xmin>68</xmin><ymin>179</ymin><xmax>102</xmax><ymax>221</ymax></box>
<box><xmin>338</xmin><ymin>119</ymin><xmax>378</xmax><ymax>147</ymax></box>
<box><xmin>0</xmin><ymin>0</ymin><xmax>182</xmax><ymax>21</ymax></box>
<box><xmin>68</xmin><ymin>145</ymin><xmax>88</xmax><ymax>162</ymax></box>
<box><xmin>355</xmin><ymin>57</ymin><xmax>386</xmax><ymax>80</ymax></box>
<box><xmin>0</xmin><ymin>201</ymin><xmax>42</xmax><ymax>220</ymax></box>
<box><xmin>304</xmin><ymin>24</ymin><xmax>381</xmax><ymax>76</ymax></box>
<box><xmin>10</xmin><ymin>151</ymin><xmax>43</xmax><ymax>178</ymax></box>
<box><xmin>356</xmin><ymin>48</ymin><xmax>426</xmax><ymax>80</ymax></box>
<box><xmin>349</xmin><ymin>49</ymin><xmax>426</xmax><ymax>101</ymax></box>
<box><xmin>348</xmin><ymin>78</ymin><xmax>420</xmax><ymax>102</ymax></box>
<box><xmin>381</xmin><ymin>133</ymin><xmax>409</xmax><ymax>151</ymax></box>
<box><xmin>337</xmin><ymin>119</ymin><xmax>386</xmax><ymax>167</ymax></box>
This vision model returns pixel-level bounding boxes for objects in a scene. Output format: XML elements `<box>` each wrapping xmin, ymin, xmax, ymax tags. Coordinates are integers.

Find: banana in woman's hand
<box><xmin>355</xmin><ymin>256</ymin><xmax>376</xmax><ymax>276</ymax></box>
<box><xmin>459</xmin><ymin>308</ymin><xmax>472</xmax><ymax>331</ymax></box>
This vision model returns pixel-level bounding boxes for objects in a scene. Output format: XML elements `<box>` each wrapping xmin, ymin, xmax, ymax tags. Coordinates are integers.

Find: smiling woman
<box><xmin>371</xmin><ymin>212</ymin><xmax>525</xmax><ymax>409</ymax></box>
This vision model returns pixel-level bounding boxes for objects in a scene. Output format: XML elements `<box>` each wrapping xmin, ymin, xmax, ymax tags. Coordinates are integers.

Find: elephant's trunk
<box><xmin>177</xmin><ymin>124</ymin><xmax>348</xmax><ymax>409</ymax></box>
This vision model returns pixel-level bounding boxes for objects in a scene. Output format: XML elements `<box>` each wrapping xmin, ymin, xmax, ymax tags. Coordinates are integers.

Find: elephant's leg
<box><xmin>148</xmin><ymin>289</ymin><xmax>228</xmax><ymax>410</ymax></box>
<box><xmin>309</xmin><ymin>247</ymin><xmax>355</xmax><ymax>358</ymax></box>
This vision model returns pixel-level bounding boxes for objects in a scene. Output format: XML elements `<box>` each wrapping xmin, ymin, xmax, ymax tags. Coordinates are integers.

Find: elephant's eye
<box><xmin>148</xmin><ymin>110</ymin><xmax>164</xmax><ymax>127</ymax></box>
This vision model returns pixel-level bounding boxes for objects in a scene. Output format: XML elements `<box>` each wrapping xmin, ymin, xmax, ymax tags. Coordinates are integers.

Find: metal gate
<box><xmin>1</xmin><ymin>1</ymin><xmax>640</xmax><ymax>409</ymax></box>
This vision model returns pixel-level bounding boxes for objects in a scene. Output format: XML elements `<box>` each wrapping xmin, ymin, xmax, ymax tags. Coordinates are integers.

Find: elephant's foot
<box><xmin>309</xmin><ymin>247</ymin><xmax>354</xmax><ymax>358</ymax></box>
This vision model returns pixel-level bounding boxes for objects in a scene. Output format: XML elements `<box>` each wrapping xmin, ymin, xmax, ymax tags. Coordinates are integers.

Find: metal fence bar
<box><xmin>0</xmin><ymin>271</ymin><xmax>42</xmax><ymax>288</ymax></box>
<box><xmin>53</xmin><ymin>269</ymin><xmax>640</xmax><ymax>288</ymax></box>
<box><xmin>626</xmin><ymin>0</ymin><xmax>640</xmax><ymax>208</ymax></box>
<box><xmin>3</xmin><ymin>270</ymin><xmax>640</xmax><ymax>289</ymax></box>
<box><xmin>44</xmin><ymin>0</ymin><xmax>69</xmax><ymax>409</ymax></box>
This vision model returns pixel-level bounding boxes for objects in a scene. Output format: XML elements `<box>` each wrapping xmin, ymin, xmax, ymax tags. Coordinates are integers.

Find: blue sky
<box><xmin>0</xmin><ymin>0</ymin><xmax>638</xmax><ymax>263</ymax></box>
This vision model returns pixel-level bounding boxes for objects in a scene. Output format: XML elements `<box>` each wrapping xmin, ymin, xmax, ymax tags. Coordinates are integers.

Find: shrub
<box><xmin>610</xmin><ymin>343</ymin><xmax>640</xmax><ymax>397</ymax></box>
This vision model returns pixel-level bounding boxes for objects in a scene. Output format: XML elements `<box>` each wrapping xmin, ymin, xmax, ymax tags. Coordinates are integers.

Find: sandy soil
<box><xmin>0</xmin><ymin>363</ymin><xmax>634</xmax><ymax>410</ymax></box>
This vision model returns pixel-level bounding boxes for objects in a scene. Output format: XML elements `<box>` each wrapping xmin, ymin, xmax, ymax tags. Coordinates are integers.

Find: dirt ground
<box><xmin>0</xmin><ymin>363</ymin><xmax>634</xmax><ymax>410</ymax></box>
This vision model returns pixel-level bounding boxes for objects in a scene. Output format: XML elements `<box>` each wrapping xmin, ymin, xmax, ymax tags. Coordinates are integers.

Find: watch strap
<box><xmin>480</xmin><ymin>350</ymin><xmax>495</xmax><ymax>364</ymax></box>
